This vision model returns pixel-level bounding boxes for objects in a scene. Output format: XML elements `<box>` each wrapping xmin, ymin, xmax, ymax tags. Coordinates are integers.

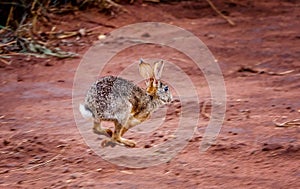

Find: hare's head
<box><xmin>139</xmin><ymin>59</ymin><xmax>172</xmax><ymax>104</ymax></box>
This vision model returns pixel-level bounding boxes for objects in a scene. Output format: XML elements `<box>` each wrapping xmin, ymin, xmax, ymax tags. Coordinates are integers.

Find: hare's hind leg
<box><xmin>120</xmin><ymin>127</ymin><xmax>129</xmax><ymax>137</ymax></box>
<box><xmin>93</xmin><ymin>121</ymin><xmax>112</xmax><ymax>137</ymax></box>
<box><xmin>120</xmin><ymin>117</ymin><xmax>141</xmax><ymax>137</ymax></box>
<box><xmin>111</xmin><ymin>121</ymin><xmax>136</xmax><ymax>147</ymax></box>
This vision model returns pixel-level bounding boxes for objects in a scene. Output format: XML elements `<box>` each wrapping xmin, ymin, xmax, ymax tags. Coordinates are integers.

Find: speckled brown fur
<box><xmin>80</xmin><ymin>61</ymin><xmax>172</xmax><ymax>147</ymax></box>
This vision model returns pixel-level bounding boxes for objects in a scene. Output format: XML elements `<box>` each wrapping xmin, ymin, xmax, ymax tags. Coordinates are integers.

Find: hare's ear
<box><xmin>139</xmin><ymin>59</ymin><xmax>153</xmax><ymax>79</ymax></box>
<box><xmin>154</xmin><ymin>60</ymin><xmax>164</xmax><ymax>80</ymax></box>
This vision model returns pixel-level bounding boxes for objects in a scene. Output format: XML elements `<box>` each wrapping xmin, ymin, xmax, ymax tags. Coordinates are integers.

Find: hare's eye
<box><xmin>164</xmin><ymin>86</ymin><xmax>169</xmax><ymax>92</ymax></box>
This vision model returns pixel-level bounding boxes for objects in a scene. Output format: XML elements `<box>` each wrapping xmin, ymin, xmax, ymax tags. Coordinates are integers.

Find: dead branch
<box><xmin>25</xmin><ymin>150</ymin><xmax>65</xmax><ymax>170</ymax></box>
<box><xmin>237</xmin><ymin>66</ymin><xmax>294</xmax><ymax>76</ymax></box>
<box><xmin>0</xmin><ymin>41</ymin><xmax>16</xmax><ymax>48</ymax></box>
<box><xmin>105</xmin><ymin>0</ymin><xmax>128</xmax><ymax>13</ymax></box>
<box><xmin>205</xmin><ymin>0</ymin><xmax>236</xmax><ymax>26</ymax></box>
<box><xmin>0</xmin><ymin>58</ymin><xmax>11</xmax><ymax>65</ymax></box>
<box><xmin>273</xmin><ymin>118</ymin><xmax>300</xmax><ymax>127</ymax></box>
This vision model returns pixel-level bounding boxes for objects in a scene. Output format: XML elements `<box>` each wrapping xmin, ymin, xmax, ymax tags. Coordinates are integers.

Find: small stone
<box><xmin>69</xmin><ymin>172</ymin><xmax>82</xmax><ymax>179</ymax></box>
<box><xmin>168</xmin><ymin>134</ymin><xmax>176</xmax><ymax>139</ymax></box>
<box><xmin>96</xmin><ymin>168</ymin><xmax>103</xmax><ymax>172</ymax></box>
<box><xmin>62</xmin><ymin>168</ymin><xmax>69</xmax><ymax>173</ymax></box>
<box><xmin>66</xmin><ymin>179</ymin><xmax>72</xmax><ymax>183</ymax></box>
<box><xmin>70</xmin><ymin>174</ymin><xmax>77</xmax><ymax>179</ymax></box>
<box><xmin>78</xmin><ymin>28</ymin><xmax>86</xmax><ymax>36</ymax></box>
<box><xmin>17</xmin><ymin>180</ymin><xmax>23</xmax><ymax>184</ymax></box>
<box><xmin>44</xmin><ymin>62</ymin><xmax>53</xmax><ymax>67</ymax></box>
<box><xmin>141</xmin><ymin>33</ymin><xmax>150</xmax><ymax>37</ymax></box>
<box><xmin>0</xmin><ymin>169</ymin><xmax>9</xmax><ymax>174</ymax></box>
<box><xmin>98</xmin><ymin>34</ymin><xmax>106</xmax><ymax>40</ymax></box>
<box><xmin>3</xmin><ymin>140</ymin><xmax>10</xmax><ymax>146</ymax></box>
<box><xmin>204</xmin><ymin>33</ymin><xmax>216</xmax><ymax>39</ymax></box>
<box><xmin>120</xmin><ymin>170</ymin><xmax>133</xmax><ymax>174</ymax></box>
<box><xmin>262</xmin><ymin>143</ymin><xmax>283</xmax><ymax>151</ymax></box>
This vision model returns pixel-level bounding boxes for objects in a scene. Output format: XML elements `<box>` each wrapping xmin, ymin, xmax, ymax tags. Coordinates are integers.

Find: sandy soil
<box><xmin>0</xmin><ymin>0</ymin><xmax>299</xmax><ymax>188</ymax></box>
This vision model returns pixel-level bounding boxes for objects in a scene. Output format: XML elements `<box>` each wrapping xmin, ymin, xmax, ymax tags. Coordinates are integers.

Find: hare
<box><xmin>79</xmin><ymin>60</ymin><xmax>172</xmax><ymax>147</ymax></box>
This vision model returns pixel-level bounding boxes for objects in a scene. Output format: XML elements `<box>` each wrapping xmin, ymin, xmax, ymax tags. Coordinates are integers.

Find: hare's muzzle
<box><xmin>165</xmin><ymin>95</ymin><xmax>173</xmax><ymax>104</ymax></box>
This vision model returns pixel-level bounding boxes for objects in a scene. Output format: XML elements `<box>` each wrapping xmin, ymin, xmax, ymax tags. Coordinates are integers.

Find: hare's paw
<box><xmin>121</xmin><ymin>139</ymin><xmax>136</xmax><ymax>148</ymax></box>
<box><xmin>100</xmin><ymin>138</ymin><xmax>136</xmax><ymax>148</ymax></box>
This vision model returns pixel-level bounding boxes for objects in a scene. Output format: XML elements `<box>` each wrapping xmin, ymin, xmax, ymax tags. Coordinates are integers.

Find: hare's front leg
<box><xmin>93</xmin><ymin>121</ymin><xmax>112</xmax><ymax>137</ymax></box>
<box><xmin>120</xmin><ymin>116</ymin><xmax>141</xmax><ymax>137</ymax></box>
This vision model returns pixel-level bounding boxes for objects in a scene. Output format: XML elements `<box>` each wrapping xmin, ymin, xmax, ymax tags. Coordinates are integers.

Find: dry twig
<box><xmin>25</xmin><ymin>150</ymin><xmax>65</xmax><ymax>170</ymax></box>
<box><xmin>0</xmin><ymin>41</ymin><xmax>16</xmax><ymax>48</ymax></box>
<box><xmin>0</xmin><ymin>58</ymin><xmax>11</xmax><ymax>65</ymax></box>
<box><xmin>237</xmin><ymin>66</ymin><xmax>294</xmax><ymax>76</ymax></box>
<box><xmin>201</xmin><ymin>100</ymin><xmax>211</xmax><ymax>119</ymax></box>
<box><xmin>273</xmin><ymin>118</ymin><xmax>300</xmax><ymax>127</ymax></box>
<box><xmin>105</xmin><ymin>0</ymin><xmax>128</xmax><ymax>13</ymax></box>
<box><xmin>206</xmin><ymin>0</ymin><xmax>236</xmax><ymax>26</ymax></box>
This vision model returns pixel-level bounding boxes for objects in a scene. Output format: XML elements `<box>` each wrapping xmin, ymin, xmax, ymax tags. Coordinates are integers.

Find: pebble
<box><xmin>120</xmin><ymin>170</ymin><xmax>133</xmax><ymax>174</ymax></box>
<box><xmin>62</xmin><ymin>168</ymin><xmax>69</xmax><ymax>173</ymax></box>
<box><xmin>69</xmin><ymin>172</ymin><xmax>82</xmax><ymax>179</ymax></box>
<box><xmin>3</xmin><ymin>139</ymin><xmax>10</xmax><ymax>146</ymax></box>
<box><xmin>96</xmin><ymin>168</ymin><xmax>103</xmax><ymax>172</ymax></box>
<box><xmin>0</xmin><ymin>170</ymin><xmax>9</xmax><ymax>174</ymax></box>
<box><xmin>98</xmin><ymin>34</ymin><xmax>106</xmax><ymax>40</ymax></box>
<box><xmin>262</xmin><ymin>143</ymin><xmax>283</xmax><ymax>151</ymax></box>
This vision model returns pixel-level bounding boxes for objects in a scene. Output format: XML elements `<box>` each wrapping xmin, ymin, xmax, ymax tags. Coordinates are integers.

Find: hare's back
<box><xmin>89</xmin><ymin>76</ymin><xmax>137</xmax><ymax>98</ymax></box>
<box><xmin>84</xmin><ymin>76</ymin><xmax>139</xmax><ymax>120</ymax></box>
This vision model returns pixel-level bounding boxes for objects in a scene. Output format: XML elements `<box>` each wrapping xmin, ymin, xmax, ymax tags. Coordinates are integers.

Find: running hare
<box><xmin>79</xmin><ymin>60</ymin><xmax>172</xmax><ymax>147</ymax></box>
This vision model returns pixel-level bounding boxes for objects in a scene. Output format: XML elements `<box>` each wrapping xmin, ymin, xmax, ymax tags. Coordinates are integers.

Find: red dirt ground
<box><xmin>0</xmin><ymin>0</ymin><xmax>299</xmax><ymax>188</ymax></box>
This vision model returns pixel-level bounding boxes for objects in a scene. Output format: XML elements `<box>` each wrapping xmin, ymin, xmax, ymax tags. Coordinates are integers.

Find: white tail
<box><xmin>79</xmin><ymin>104</ymin><xmax>93</xmax><ymax>119</ymax></box>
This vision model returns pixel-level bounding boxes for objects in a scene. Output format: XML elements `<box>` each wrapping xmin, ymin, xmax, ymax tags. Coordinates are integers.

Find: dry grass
<box><xmin>0</xmin><ymin>0</ymin><xmax>127</xmax><ymax>59</ymax></box>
